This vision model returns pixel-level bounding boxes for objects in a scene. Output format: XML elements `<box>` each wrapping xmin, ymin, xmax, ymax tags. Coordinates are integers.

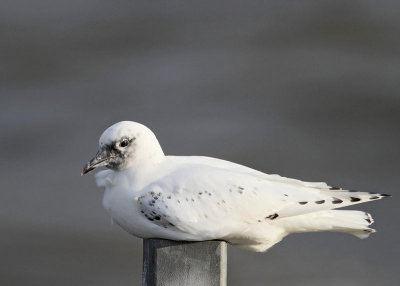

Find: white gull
<box><xmin>82</xmin><ymin>121</ymin><xmax>390</xmax><ymax>252</ymax></box>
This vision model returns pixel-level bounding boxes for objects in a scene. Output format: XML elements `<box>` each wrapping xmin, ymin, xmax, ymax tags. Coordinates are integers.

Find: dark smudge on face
<box><xmin>103</xmin><ymin>137</ymin><xmax>136</xmax><ymax>171</ymax></box>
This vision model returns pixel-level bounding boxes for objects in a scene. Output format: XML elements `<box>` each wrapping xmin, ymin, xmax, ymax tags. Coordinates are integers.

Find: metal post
<box><xmin>142</xmin><ymin>239</ymin><xmax>227</xmax><ymax>286</ymax></box>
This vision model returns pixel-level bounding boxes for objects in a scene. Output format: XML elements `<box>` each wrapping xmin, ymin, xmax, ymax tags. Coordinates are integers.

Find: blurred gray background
<box><xmin>1</xmin><ymin>1</ymin><xmax>398</xmax><ymax>285</ymax></box>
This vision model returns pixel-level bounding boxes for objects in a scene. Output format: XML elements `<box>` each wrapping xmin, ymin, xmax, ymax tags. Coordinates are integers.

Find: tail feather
<box><xmin>326</xmin><ymin>210</ymin><xmax>375</xmax><ymax>239</ymax></box>
<box><xmin>278</xmin><ymin>210</ymin><xmax>376</xmax><ymax>238</ymax></box>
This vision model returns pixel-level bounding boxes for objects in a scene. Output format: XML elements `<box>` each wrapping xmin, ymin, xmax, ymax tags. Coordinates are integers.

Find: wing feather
<box><xmin>137</xmin><ymin>156</ymin><xmax>388</xmax><ymax>236</ymax></box>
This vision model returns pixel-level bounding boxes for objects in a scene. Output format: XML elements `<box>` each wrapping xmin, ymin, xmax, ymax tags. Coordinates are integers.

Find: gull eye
<box><xmin>119</xmin><ymin>139</ymin><xmax>129</xmax><ymax>148</ymax></box>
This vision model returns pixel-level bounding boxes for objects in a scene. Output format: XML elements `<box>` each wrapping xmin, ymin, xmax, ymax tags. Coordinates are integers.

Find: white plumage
<box><xmin>82</xmin><ymin>121</ymin><xmax>390</xmax><ymax>252</ymax></box>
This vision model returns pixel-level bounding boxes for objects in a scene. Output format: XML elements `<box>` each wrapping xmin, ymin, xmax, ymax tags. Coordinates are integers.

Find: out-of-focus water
<box><xmin>1</xmin><ymin>1</ymin><xmax>398</xmax><ymax>285</ymax></box>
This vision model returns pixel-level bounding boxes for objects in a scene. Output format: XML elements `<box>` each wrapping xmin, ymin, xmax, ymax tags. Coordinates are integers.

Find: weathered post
<box><xmin>142</xmin><ymin>239</ymin><xmax>227</xmax><ymax>286</ymax></box>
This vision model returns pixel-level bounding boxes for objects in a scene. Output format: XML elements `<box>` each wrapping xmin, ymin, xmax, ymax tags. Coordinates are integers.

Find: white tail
<box><xmin>277</xmin><ymin>210</ymin><xmax>375</xmax><ymax>239</ymax></box>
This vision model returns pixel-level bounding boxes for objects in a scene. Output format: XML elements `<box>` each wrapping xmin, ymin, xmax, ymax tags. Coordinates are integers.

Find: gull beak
<box><xmin>81</xmin><ymin>150</ymin><xmax>109</xmax><ymax>175</ymax></box>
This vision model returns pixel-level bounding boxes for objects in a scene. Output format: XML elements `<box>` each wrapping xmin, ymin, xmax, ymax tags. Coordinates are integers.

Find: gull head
<box><xmin>81</xmin><ymin>121</ymin><xmax>164</xmax><ymax>175</ymax></box>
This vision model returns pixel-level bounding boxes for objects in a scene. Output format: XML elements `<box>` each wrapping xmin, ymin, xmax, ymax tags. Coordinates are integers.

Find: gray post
<box><xmin>142</xmin><ymin>239</ymin><xmax>227</xmax><ymax>286</ymax></box>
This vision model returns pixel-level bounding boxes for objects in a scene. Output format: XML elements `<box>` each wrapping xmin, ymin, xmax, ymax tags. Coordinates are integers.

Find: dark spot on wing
<box><xmin>299</xmin><ymin>201</ymin><xmax>308</xmax><ymax>205</ymax></box>
<box><xmin>369</xmin><ymin>196</ymin><xmax>379</xmax><ymax>200</ymax></box>
<box><xmin>284</xmin><ymin>194</ymin><xmax>288</xmax><ymax>197</ymax></box>
<box><xmin>350</xmin><ymin>197</ymin><xmax>361</xmax><ymax>202</ymax></box>
<box><xmin>332</xmin><ymin>198</ymin><xmax>343</xmax><ymax>204</ymax></box>
<box><xmin>266</xmin><ymin>213</ymin><xmax>279</xmax><ymax>220</ymax></box>
<box><xmin>315</xmin><ymin>200</ymin><xmax>325</xmax><ymax>204</ymax></box>
<box><xmin>329</xmin><ymin>187</ymin><xmax>341</xmax><ymax>190</ymax></box>
<box><xmin>140</xmin><ymin>201</ymin><xmax>176</xmax><ymax>228</ymax></box>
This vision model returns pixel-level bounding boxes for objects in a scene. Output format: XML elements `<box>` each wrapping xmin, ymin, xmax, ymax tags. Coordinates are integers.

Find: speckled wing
<box><xmin>134</xmin><ymin>164</ymin><xmax>283</xmax><ymax>238</ymax></box>
<box><xmin>134</xmin><ymin>157</ymin><xmax>388</xmax><ymax>238</ymax></box>
<box><xmin>173</xmin><ymin>156</ymin><xmax>390</xmax><ymax>217</ymax></box>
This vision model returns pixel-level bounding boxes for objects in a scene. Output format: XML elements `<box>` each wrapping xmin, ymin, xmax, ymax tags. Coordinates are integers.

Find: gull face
<box><xmin>81</xmin><ymin>121</ymin><xmax>141</xmax><ymax>175</ymax></box>
<box><xmin>81</xmin><ymin>121</ymin><xmax>164</xmax><ymax>176</ymax></box>
<box><xmin>81</xmin><ymin>136</ymin><xmax>135</xmax><ymax>175</ymax></box>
